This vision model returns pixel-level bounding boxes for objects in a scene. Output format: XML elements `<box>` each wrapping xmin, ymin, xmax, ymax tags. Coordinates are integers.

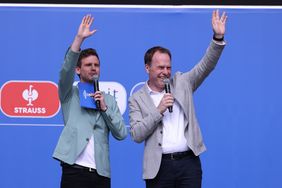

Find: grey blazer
<box><xmin>129</xmin><ymin>41</ymin><xmax>225</xmax><ymax>179</ymax></box>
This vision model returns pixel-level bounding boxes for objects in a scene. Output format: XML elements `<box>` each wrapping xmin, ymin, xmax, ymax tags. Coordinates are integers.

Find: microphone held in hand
<box><xmin>93</xmin><ymin>75</ymin><xmax>100</xmax><ymax>110</ymax></box>
<box><xmin>163</xmin><ymin>78</ymin><xmax>173</xmax><ymax>113</ymax></box>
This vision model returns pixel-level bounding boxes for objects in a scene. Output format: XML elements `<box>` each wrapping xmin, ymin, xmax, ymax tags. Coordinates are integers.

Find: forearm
<box><xmin>70</xmin><ymin>35</ymin><xmax>84</xmax><ymax>52</ymax></box>
<box><xmin>129</xmin><ymin>99</ymin><xmax>163</xmax><ymax>143</ymax></box>
<box><xmin>188</xmin><ymin>40</ymin><xmax>225</xmax><ymax>91</ymax></box>
<box><xmin>101</xmin><ymin>100</ymin><xmax>127</xmax><ymax>140</ymax></box>
<box><xmin>201</xmin><ymin>40</ymin><xmax>225</xmax><ymax>68</ymax></box>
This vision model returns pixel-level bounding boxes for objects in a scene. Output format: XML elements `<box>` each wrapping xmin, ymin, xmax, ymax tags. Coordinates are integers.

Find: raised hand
<box><xmin>71</xmin><ymin>14</ymin><xmax>97</xmax><ymax>52</ymax></box>
<box><xmin>77</xmin><ymin>14</ymin><xmax>97</xmax><ymax>39</ymax></box>
<box><xmin>212</xmin><ymin>10</ymin><xmax>227</xmax><ymax>39</ymax></box>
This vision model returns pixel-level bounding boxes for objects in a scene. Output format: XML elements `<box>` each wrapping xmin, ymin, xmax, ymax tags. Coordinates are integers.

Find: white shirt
<box><xmin>146</xmin><ymin>83</ymin><xmax>188</xmax><ymax>154</ymax></box>
<box><xmin>75</xmin><ymin>134</ymin><xmax>96</xmax><ymax>169</ymax></box>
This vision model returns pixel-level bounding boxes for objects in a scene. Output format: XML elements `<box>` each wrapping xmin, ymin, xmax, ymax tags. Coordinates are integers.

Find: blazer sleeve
<box><xmin>101</xmin><ymin>94</ymin><xmax>127</xmax><ymax>140</ymax></box>
<box><xmin>58</xmin><ymin>48</ymin><xmax>80</xmax><ymax>102</ymax></box>
<box><xmin>184</xmin><ymin>40</ymin><xmax>225</xmax><ymax>92</ymax></box>
<box><xmin>129</xmin><ymin>94</ymin><xmax>163</xmax><ymax>143</ymax></box>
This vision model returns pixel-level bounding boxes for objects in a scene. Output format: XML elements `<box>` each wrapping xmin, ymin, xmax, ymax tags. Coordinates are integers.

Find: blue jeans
<box><xmin>60</xmin><ymin>163</ymin><xmax>110</xmax><ymax>188</ymax></box>
<box><xmin>146</xmin><ymin>152</ymin><xmax>202</xmax><ymax>188</ymax></box>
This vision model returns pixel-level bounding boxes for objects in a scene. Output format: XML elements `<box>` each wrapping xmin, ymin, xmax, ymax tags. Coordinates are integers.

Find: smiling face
<box><xmin>76</xmin><ymin>55</ymin><xmax>100</xmax><ymax>83</ymax></box>
<box><xmin>146</xmin><ymin>51</ymin><xmax>171</xmax><ymax>92</ymax></box>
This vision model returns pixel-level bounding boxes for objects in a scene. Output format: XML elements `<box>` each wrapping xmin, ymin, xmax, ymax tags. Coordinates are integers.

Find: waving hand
<box><xmin>212</xmin><ymin>10</ymin><xmax>227</xmax><ymax>39</ymax></box>
<box><xmin>71</xmin><ymin>14</ymin><xmax>97</xmax><ymax>52</ymax></box>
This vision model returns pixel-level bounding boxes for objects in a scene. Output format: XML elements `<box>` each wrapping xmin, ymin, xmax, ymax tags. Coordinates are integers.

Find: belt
<box><xmin>61</xmin><ymin>162</ymin><xmax>96</xmax><ymax>172</ymax></box>
<box><xmin>162</xmin><ymin>150</ymin><xmax>194</xmax><ymax>160</ymax></box>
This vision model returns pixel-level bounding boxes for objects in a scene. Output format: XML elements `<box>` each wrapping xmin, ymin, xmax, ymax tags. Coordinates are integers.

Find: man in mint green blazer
<box><xmin>53</xmin><ymin>15</ymin><xmax>127</xmax><ymax>188</ymax></box>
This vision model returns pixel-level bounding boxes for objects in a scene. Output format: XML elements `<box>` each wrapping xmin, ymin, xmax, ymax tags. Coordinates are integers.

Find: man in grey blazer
<box><xmin>53</xmin><ymin>15</ymin><xmax>127</xmax><ymax>188</ymax></box>
<box><xmin>129</xmin><ymin>10</ymin><xmax>227</xmax><ymax>188</ymax></box>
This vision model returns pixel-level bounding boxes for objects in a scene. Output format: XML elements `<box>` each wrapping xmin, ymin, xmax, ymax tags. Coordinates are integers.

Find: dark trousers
<box><xmin>146</xmin><ymin>151</ymin><xmax>202</xmax><ymax>188</ymax></box>
<box><xmin>60</xmin><ymin>163</ymin><xmax>111</xmax><ymax>188</ymax></box>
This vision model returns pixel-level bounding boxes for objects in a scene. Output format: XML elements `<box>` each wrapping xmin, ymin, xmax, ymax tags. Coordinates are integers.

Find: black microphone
<box><xmin>93</xmin><ymin>75</ymin><xmax>101</xmax><ymax>110</ymax></box>
<box><xmin>163</xmin><ymin>78</ymin><xmax>173</xmax><ymax>113</ymax></box>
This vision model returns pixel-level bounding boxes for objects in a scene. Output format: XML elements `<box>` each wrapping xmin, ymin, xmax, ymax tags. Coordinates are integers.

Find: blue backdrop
<box><xmin>0</xmin><ymin>5</ymin><xmax>282</xmax><ymax>188</ymax></box>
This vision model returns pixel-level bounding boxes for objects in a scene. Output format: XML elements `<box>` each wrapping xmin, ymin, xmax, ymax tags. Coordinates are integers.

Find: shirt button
<box><xmin>86</xmin><ymin>138</ymin><xmax>90</xmax><ymax>142</ymax></box>
<box><xmin>160</xmin><ymin>131</ymin><xmax>163</xmax><ymax>134</ymax></box>
<box><xmin>158</xmin><ymin>143</ymin><xmax>162</xmax><ymax>146</ymax></box>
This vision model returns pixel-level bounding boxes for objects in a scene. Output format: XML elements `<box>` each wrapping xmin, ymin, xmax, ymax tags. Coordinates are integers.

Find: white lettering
<box><xmin>14</xmin><ymin>107</ymin><xmax>47</xmax><ymax>114</ymax></box>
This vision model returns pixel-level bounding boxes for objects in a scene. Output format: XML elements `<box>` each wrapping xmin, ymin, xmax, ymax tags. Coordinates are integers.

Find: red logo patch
<box><xmin>0</xmin><ymin>81</ymin><xmax>60</xmax><ymax>118</ymax></box>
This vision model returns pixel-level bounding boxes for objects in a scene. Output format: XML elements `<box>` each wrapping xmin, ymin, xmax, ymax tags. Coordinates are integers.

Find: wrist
<box><xmin>101</xmin><ymin>105</ymin><xmax>108</xmax><ymax>112</ymax></box>
<box><xmin>213</xmin><ymin>34</ymin><xmax>224</xmax><ymax>42</ymax></box>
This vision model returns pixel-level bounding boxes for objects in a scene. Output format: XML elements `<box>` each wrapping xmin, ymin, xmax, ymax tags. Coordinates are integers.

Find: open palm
<box><xmin>212</xmin><ymin>10</ymin><xmax>227</xmax><ymax>36</ymax></box>
<box><xmin>77</xmin><ymin>14</ymin><xmax>97</xmax><ymax>39</ymax></box>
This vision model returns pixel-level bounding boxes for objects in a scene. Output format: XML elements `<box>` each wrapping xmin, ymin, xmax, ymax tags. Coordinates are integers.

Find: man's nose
<box><xmin>91</xmin><ymin>64</ymin><xmax>96</xmax><ymax>70</ymax></box>
<box><xmin>163</xmin><ymin>67</ymin><xmax>170</xmax><ymax>75</ymax></box>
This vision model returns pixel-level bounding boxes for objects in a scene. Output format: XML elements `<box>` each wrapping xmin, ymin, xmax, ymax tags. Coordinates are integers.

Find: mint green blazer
<box><xmin>53</xmin><ymin>49</ymin><xmax>127</xmax><ymax>178</ymax></box>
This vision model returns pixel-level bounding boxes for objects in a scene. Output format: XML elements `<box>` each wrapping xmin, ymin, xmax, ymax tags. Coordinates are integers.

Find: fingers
<box><xmin>212</xmin><ymin>9</ymin><xmax>227</xmax><ymax>23</ymax></box>
<box><xmin>212</xmin><ymin>10</ymin><xmax>215</xmax><ymax>19</ymax></box>
<box><xmin>212</xmin><ymin>9</ymin><xmax>219</xmax><ymax>20</ymax></box>
<box><xmin>212</xmin><ymin>10</ymin><xmax>217</xmax><ymax>26</ymax></box>
<box><xmin>82</xmin><ymin>14</ymin><xmax>94</xmax><ymax>26</ymax></box>
<box><xmin>162</xmin><ymin>93</ymin><xmax>174</xmax><ymax>109</ymax></box>
<box><xmin>89</xmin><ymin>92</ymin><xmax>106</xmax><ymax>111</ymax></box>
<box><xmin>88</xmin><ymin>15</ymin><xmax>94</xmax><ymax>26</ymax></box>
<box><xmin>216</xmin><ymin>9</ymin><xmax>219</xmax><ymax>20</ymax></box>
<box><xmin>79</xmin><ymin>14</ymin><xmax>97</xmax><ymax>36</ymax></box>
<box><xmin>90</xmin><ymin>28</ymin><xmax>97</xmax><ymax>35</ymax></box>
<box><xmin>157</xmin><ymin>93</ymin><xmax>174</xmax><ymax>114</ymax></box>
<box><xmin>220</xmin><ymin>11</ymin><xmax>226</xmax><ymax>21</ymax></box>
<box><xmin>212</xmin><ymin>9</ymin><xmax>227</xmax><ymax>36</ymax></box>
<box><xmin>92</xmin><ymin>91</ymin><xmax>103</xmax><ymax>100</ymax></box>
<box><xmin>163</xmin><ymin>93</ymin><xmax>174</xmax><ymax>104</ymax></box>
<box><xmin>221</xmin><ymin>12</ymin><xmax>228</xmax><ymax>24</ymax></box>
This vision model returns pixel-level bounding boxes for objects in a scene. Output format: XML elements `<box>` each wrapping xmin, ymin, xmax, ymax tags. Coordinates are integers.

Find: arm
<box><xmin>58</xmin><ymin>15</ymin><xmax>97</xmax><ymax>102</ymax></box>
<box><xmin>101</xmin><ymin>95</ymin><xmax>127</xmax><ymax>140</ymax></box>
<box><xmin>129</xmin><ymin>95</ymin><xmax>163</xmax><ymax>143</ymax></box>
<box><xmin>186</xmin><ymin>10</ymin><xmax>227</xmax><ymax>91</ymax></box>
<box><xmin>71</xmin><ymin>14</ymin><xmax>97</xmax><ymax>52</ymax></box>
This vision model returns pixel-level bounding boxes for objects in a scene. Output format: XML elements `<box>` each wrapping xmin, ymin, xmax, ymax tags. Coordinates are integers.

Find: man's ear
<box><xmin>145</xmin><ymin>64</ymin><xmax>149</xmax><ymax>74</ymax></box>
<box><xmin>75</xmin><ymin>67</ymin><xmax>81</xmax><ymax>75</ymax></box>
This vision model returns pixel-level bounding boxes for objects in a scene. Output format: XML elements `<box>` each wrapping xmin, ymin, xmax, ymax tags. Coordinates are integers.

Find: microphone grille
<box><xmin>92</xmin><ymin>75</ymin><xmax>99</xmax><ymax>81</ymax></box>
<box><xmin>163</xmin><ymin>78</ymin><xmax>170</xmax><ymax>84</ymax></box>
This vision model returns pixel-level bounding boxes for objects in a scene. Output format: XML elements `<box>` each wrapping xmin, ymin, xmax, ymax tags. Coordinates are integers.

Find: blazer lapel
<box><xmin>138</xmin><ymin>86</ymin><xmax>157</xmax><ymax>112</ymax></box>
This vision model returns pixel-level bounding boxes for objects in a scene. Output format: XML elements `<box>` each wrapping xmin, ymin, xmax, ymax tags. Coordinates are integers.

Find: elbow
<box><xmin>132</xmin><ymin>137</ymin><xmax>144</xmax><ymax>144</ymax></box>
<box><xmin>114</xmin><ymin>127</ymin><xmax>128</xmax><ymax>141</ymax></box>
<box><xmin>130</xmin><ymin>131</ymin><xmax>145</xmax><ymax>143</ymax></box>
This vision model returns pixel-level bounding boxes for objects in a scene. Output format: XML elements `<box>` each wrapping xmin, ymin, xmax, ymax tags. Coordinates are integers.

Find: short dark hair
<box><xmin>77</xmin><ymin>48</ymin><xmax>100</xmax><ymax>68</ymax></box>
<box><xmin>144</xmin><ymin>46</ymin><xmax>171</xmax><ymax>66</ymax></box>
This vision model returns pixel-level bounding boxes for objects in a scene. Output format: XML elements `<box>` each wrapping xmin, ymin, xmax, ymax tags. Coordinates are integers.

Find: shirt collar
<box><xmin>146</xmin><ymin>81</ymin><xmax>165</xmax><ymax>95</ymax></box>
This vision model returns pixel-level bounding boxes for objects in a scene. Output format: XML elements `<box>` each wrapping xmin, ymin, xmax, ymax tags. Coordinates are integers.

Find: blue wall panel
<box><xmin>0</xmin><ymin>5</ymin><xmax>282</xmax><ymax>188</ymax></box>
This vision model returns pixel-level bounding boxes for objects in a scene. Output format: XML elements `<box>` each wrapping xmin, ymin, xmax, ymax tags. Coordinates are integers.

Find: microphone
<box><xmin>93</xmin><ymin>75</ymin><xmax>100</xmax><ymax>110</ymax></box>
<box><xmin>163</xmin><ymin>78</ymin><xmax>173</xmax><ymax>113</ymax></box>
